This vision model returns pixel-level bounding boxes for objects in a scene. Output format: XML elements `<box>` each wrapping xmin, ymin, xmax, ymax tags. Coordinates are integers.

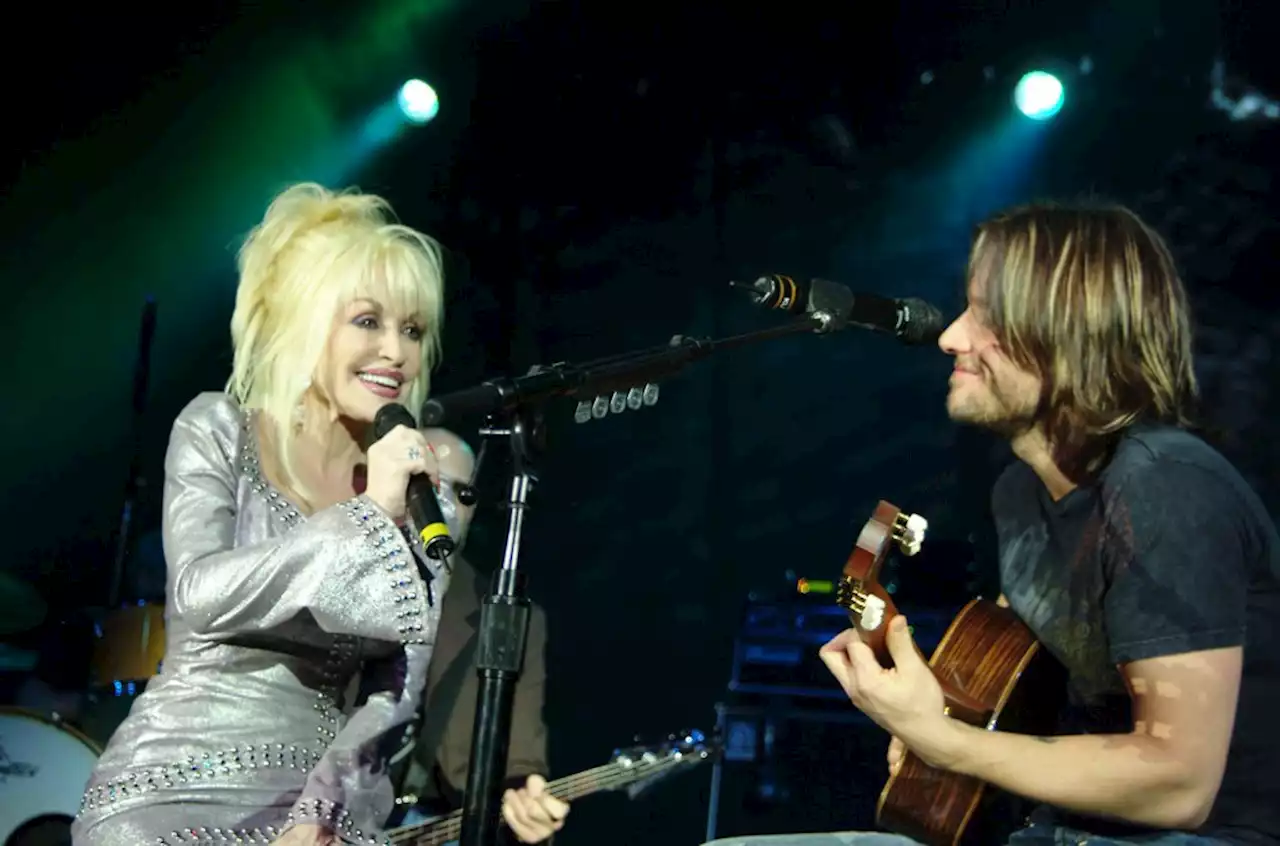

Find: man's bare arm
<box><xmin>934</xmin><ymin>645</ymin><xmax>1241</xmax><ymax>830</ymax></box>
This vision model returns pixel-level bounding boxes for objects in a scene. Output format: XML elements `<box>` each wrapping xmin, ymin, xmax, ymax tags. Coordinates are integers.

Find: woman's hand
<box><xmin>365</xmin><ymin>424</ymin><xmax>438</xmax><ymax>519</ymax></box>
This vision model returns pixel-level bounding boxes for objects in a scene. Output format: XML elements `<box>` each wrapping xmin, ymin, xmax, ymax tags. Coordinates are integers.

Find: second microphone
<box><xmin>732</xmin><ymin>273</ymin><xmax>947</xmax><ymax>345</ymax></box>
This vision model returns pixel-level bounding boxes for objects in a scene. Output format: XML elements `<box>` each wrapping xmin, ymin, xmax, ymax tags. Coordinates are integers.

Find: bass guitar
<box><xmin>383</xmin><ymin>729</ymin><xmax>720</xmax><ymax>845</ymax></box>
<box><xmin>834</xmin><ymin>501</ymin><xmax>1064</xmax><ymax>846</ymax></box>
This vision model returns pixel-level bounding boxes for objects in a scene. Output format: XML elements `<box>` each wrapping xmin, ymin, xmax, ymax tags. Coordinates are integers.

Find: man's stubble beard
<box><xmin>946</xmin><ymin>385</ymin><xmax>1038</xmax><ymax>441</ymax></box>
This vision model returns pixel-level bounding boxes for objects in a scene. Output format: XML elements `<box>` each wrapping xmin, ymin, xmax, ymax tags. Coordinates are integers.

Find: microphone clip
<box><xmin>729</xmin><ymin>275</ymin><xmax>851</xmax><ymax>334</ymax></box>
<box><xmin>804</xmin><ymin>278</ymin><xmax>855</xmax><ymax>334</ymax></box>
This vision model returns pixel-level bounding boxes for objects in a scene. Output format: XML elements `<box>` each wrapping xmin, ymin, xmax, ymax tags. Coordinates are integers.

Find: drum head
<box><xmin>0</xmin><ymin>708</ymin><xmax>100</xmax><ymax>845</ymax></box>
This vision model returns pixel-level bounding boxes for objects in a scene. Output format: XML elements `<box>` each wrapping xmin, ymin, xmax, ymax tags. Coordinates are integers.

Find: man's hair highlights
<box><xmin>971</xmin><ymin>201</ymin><xmax>1199</xmax><ymax>460</ymax></box>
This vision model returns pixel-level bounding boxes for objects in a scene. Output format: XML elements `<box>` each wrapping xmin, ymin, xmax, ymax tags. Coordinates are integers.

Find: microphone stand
<box><xmin>454</xmin><ymin>310</ymin><xmax>839</xmax><ymax>846</ymax></box>
<box><xmin>458</xmin><ymin>407</ymin><xmax>539</xmax><ymax>846</ymax></box>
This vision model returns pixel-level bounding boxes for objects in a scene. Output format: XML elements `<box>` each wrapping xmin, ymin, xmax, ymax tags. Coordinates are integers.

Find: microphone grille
<box><xmin>899</xmin><ymin>298</ymin><xmax>947</xmax><ymax>345</ymax></box>
<box><xmin>373</xmin><ymin>403</ymin><xmax>416</xmax><ymax>438</ymax></box>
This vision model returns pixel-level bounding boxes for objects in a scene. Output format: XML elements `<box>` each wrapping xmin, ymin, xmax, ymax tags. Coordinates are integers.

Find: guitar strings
<box><xmin>385</xmin><ymin>762</ymin><xmax>620</xmax><ymax>846</ymax></box>
<box><xmin>384</xmin><ymin>759</ymin><xmax>683</xmax><ymax>845</ymax></box>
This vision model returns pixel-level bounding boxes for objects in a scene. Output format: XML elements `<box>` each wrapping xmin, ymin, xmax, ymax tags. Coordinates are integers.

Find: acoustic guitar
<box><xmin>384</xmin><ymin>729</ymin><xmax>720</xmax><ymax>845</ymax></box>
<box><xmin>834</xmin><ymin>501</ymin><xmax>1065</xmax><ymax>846</ymax></box>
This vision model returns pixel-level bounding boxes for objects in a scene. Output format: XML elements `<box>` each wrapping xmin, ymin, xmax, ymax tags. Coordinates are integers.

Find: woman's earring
<box><xmin>293</xmin><ymin>380</ymin><xmax>312</xmax><ymax>427</ymax></box>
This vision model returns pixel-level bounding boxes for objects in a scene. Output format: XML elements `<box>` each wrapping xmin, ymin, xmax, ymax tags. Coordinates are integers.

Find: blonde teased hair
<box><xmin>227</xmin><ymin>182</ymin><xmax>444</xmax><ymax>504</ymax></box>
<box><xmin>971</xmin><ymin>201</ymin><xmax>1199</xmax><ymax>461</ymax></box>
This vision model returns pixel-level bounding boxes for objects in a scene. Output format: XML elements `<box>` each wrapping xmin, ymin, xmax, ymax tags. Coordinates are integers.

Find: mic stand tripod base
<box><xmin>459</xmin><ymin>416</ymin><xmax>538</xmax><ymax>846</ymax></box>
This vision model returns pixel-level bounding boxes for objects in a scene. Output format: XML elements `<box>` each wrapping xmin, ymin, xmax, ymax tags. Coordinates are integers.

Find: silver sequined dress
<box><xmin>72</xmin><ymin>392</ymin><xmax>460</xmax><ymax>846</ymax></box>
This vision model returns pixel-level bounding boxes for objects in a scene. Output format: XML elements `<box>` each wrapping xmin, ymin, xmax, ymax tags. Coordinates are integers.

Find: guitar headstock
<box><xmin>834</xmin><ymin>501</ymin><xmax>928</xmax><ymax>665</ymax></box>
<box><xmin>608</xmin><ymin>729</ymin><xmax>721</xmax><ymax>799</ymax></box>
<box><xmin>839</xmin><ymin>501</ymin><xmax>929</xmax><ymax>584</ymax></box>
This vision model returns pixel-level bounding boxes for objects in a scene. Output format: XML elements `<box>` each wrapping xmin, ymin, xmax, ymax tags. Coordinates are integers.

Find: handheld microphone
<box><xmin>373</xmin><ymin>404</ymin><xmax>455</xmax><ymax>561</ymax></box>
<box><xmin>730</xmin><ymin>274</ymin><xmax>946</xmax><ymax>345</ymax></box>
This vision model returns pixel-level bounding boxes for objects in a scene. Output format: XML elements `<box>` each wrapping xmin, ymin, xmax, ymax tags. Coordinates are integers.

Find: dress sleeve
<box><xmin>163</xmin><ymin>394</ymin><xmax>430</xmax><ymax>644</ymax></box>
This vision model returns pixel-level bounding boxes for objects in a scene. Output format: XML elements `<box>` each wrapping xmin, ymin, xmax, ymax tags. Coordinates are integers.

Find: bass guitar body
<box><xmin>876</xmin><ymin>598</ymin><xmax>1065</xmax><ymax>846</ymax></box>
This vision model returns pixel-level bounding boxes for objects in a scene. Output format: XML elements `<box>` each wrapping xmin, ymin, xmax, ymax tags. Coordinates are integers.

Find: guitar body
<box><xmin>875</xmin><ymin>598</ymin><xmax>1066</xmax><ymax>846</ymax></box>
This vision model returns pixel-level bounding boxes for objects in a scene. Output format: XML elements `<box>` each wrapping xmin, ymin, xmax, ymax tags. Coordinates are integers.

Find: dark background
<box><xmin>2</xmin><ymin>2</ymin><xmax>1278</xmax><ymax>844</ymax></box>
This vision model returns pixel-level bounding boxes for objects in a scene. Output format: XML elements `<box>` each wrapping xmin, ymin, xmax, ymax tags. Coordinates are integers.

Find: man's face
<box><xmin>937</xmin><ymin>269</ymin><xmax>1043</xmax><ymax>435</ymax></box>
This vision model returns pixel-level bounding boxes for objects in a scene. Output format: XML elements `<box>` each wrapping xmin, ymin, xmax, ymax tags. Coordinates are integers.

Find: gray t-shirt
<box><xmin>994</xmin><ymin>424</ymin><xmax>1279</xmax><ymax>844</ymax></box>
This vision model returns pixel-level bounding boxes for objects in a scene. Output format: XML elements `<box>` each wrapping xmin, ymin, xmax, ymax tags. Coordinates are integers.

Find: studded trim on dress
<box><xmin>79</xmin><ymin>745</ymin><xmax>326</xmax><ymax>814</ymax></box>
<box><xmin>157</xmin><ymin>823</ymin><xmax>281</xmax><ymax>843</ymax></box>
<box><xmin>236</xmin><ymin>412</ymin><xmax>303</xmax><ymax>528</ymax></box>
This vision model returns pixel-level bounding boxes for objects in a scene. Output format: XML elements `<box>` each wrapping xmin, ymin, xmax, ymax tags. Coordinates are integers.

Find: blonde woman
<box><xmin>72</xmin><ymin>184</ymin><xmax>568</xmax><ymax>846</ymax></box>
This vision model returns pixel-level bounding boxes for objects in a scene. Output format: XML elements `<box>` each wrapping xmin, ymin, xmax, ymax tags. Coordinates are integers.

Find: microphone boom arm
<box><xmin>421</xmin><ymin>316</ymin><xmax>823</xmax><ymax>427</ymax></box>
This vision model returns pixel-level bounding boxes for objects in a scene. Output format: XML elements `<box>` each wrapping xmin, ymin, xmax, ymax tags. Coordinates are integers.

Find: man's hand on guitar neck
<box><xmin>502</xmin><ymin>774</ymin><xmax>570</xmax><ymax>843</ymax></box>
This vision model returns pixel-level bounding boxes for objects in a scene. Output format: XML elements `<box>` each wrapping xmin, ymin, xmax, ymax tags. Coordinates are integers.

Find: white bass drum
<box><xmin>0</xmin><ymin>707</ymin><xmax>101</xmax><ymax>845</ymax></box>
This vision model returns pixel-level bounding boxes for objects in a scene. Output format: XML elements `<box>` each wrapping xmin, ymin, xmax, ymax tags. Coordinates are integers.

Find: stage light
<box><xmin>397</xmin><ymin>79</ymin><xmax>439</xmax><ymax>124</ymax></box>
<box><xmin>1013</xmin><ymin>71</ymin><xmax>1064</xmax><ymax>120</ymax></box>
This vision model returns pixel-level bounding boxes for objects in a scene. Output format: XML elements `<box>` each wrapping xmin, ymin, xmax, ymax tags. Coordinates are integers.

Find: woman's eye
<box><xmin>403</xmin><ymin>325</ymin><xmax>423</xmax><ymax>341</ymax></box>
<box><xmin>353</xmin><ymin>315</ymin><xmax>378</xmax><ymax>329</ymax></box>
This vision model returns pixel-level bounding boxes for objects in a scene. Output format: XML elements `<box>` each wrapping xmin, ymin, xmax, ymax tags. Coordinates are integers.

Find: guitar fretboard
<box><xmin>385</xmin><ymin>758</ymin><xmax>683</xmax><ymax>846</ymax></box>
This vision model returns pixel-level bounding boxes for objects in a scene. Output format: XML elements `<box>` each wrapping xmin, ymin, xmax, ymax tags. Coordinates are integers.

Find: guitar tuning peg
<box><xmin>573</xmin><ymin>400</ymin><xmax>592</xmax><ymax>424</ymax></box>
<box><xmin>591</xmin><ymin>396</ymin><xmax>609</xmax><ymax>419</ymax></box>
<box><xmin>610</xmin><ymin>391</ymin><xmax>627</xmax><ymax>414</ymax></box>
<box><xmin>895</xmin><ymin>512</ymin><xmax>929</xmax><ymax>556</ymax></box>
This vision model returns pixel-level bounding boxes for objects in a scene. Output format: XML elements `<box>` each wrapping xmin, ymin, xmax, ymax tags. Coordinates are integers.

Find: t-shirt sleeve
<box><xmin>1102</xmin><ymin>459</ymin><xmax>1250</xmax><ymax>665</ymax></box>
